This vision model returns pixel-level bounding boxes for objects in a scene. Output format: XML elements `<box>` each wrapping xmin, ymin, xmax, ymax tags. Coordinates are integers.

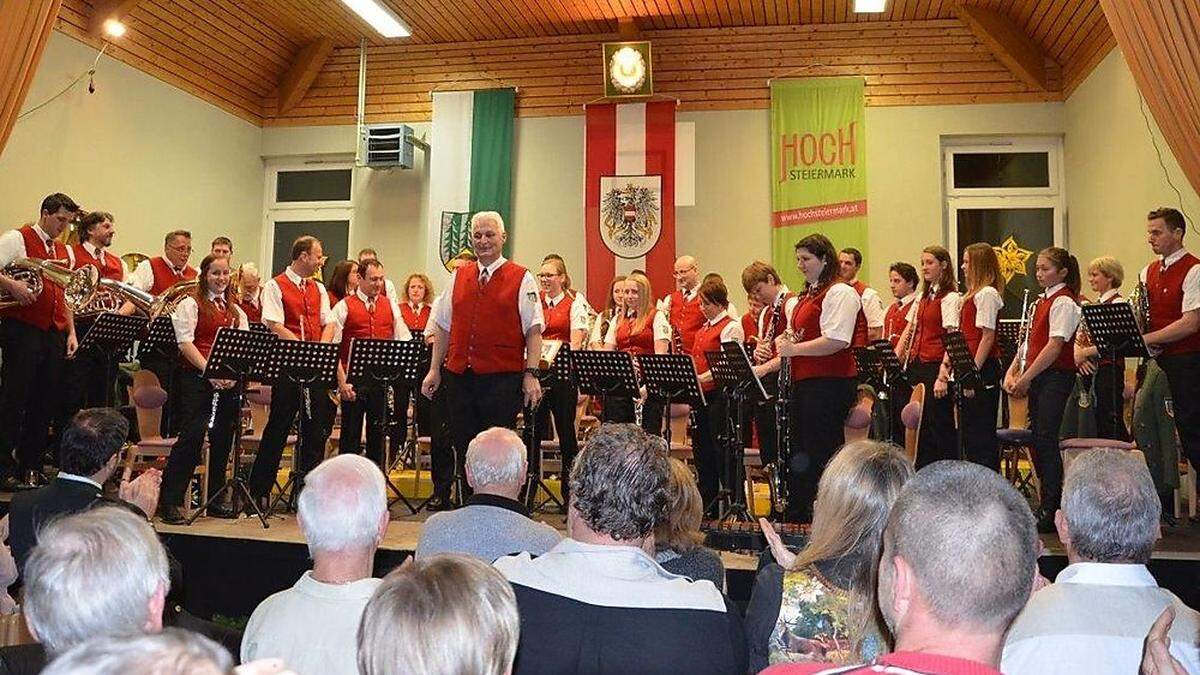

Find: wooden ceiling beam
<box><xmin>954</xmin><ymin>4</ymin><xmax>1051</xmax><ymax>90</ymax></box>
<box><xmin>275</xmin><ymin>37</ymin><xmax>334</xmax><ymax>115</ymax></box>
<box><xmin>88</xmin><ymin>0</ymin><xmax>145</xmax><ymax>36</ymax></box>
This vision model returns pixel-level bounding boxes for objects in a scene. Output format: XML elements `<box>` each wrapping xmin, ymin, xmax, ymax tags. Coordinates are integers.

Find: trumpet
<box><xmin>0</xmin><ymin>258</ymin><xmax>98</xmax><ymax>312</ymax></box>
<box><xmin>1014</xmin><ymin>289</ymin><xmax>1039</xmax><ymax>376</ymax></box>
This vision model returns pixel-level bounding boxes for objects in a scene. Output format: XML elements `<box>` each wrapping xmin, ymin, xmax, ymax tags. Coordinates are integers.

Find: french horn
<box><xmin>0</xmin><ymin>258</ymin><xmax>98</xmax><ymax>312</ymax></box>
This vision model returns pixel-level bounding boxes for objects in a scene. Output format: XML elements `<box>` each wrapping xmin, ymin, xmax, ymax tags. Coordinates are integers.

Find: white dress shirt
<box><xmin>815</xmin><ymin>283</ymin><xmax>863</xmax><ymax>344</ymax></box>
<box><xmin>128</xmin><ymin>257</ymin><xmax>191</xmax><ymax>292</ymax></box>
<box><xmin>327</xmin><ymin>289</ymin><xmax>412</xmax><ymax>343</ymax></box>
<box><xmin>1042</xmin><ymin>282</ymin><xmax>1081</xmax><ymax>340</ymax></box>
<box><xmin>1002</xmin><ymin>562</ymin><xmax>1200</xmax><ymax>675</ymax></box>
<box><xmin>0</xmin><ymin>224</ymin><xmax>57</xmax><ymax>267</ymax></box>
<box><xmin>903</xmin><ymin>290</ymin><xmax>963</xmax><ymax>329</ymax></box>
<box><xmin>543</xmin><ymin>292</ymin><xmax>592</xmax><ymax>332</ymax></box>
<box><xmin>261</xmin><ymin>266</ymin><xmax>332</xmax><ymax>335</ymax></box>
<box><xmin>384</xmin><ymin>277</ymin><xmax>398</xmax><ymax>300</ymax></box>
<box><xmin>706</xmin><ymin>311</ymin><xmax>745</xmax><ymax>344</ymax></box>
<box><xmin>65</xmin><ymin>241</ymin><xmax>126</xmax><ymax>278</ymax></box>
<box><xmin>431</xmin><ymin>257</ymin><xmax>544</xmax><ymax>334</ymax></box>
<box><xmin>969</xmin><ymin>285</ymin><xmax>1003</xmax><ymax>330</ymax></box>
<box><xmin>859</xmin><ymin>285</ymin><xmax>886</xmax><ymax>329</ymax></box>
<box><xmin>1140</xmin><ymin>247</ymin><xmax>1200</xmax><ymax>313</ymax></box>
<box><xmin>604</xmin><ymin>310</ymin><xmax>673</xmax><ymax>347</ymax></box>
<box><xmin>1098</xmin><ymin>288</ymin><xmax>1125</xmax><ymax>304</ymax></box>
<box><xmin>172</xmin><ymin>293</ymin><xmax>249</xmax><ymax>344</ymax></box>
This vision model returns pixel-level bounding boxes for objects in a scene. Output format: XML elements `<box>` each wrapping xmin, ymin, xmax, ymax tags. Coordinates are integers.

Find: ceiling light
<box><xmin>340</xmin><ymin>0</ymin><xmax>410</xmax><ymax>38</ymax></box>
<box><xmin>102</xmin><ymin>19</ymin><xmax>126</xmax><ymax>38</ymax></box>
<box><xmin>854</xmin><ymin>0</ymin><xmax>887</xmax><ymax>12</ymax></box>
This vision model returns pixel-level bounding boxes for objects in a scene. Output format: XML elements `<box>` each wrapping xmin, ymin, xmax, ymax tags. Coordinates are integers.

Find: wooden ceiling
<box><xmin>53</xmin><ymin>0</ymin><xmax>1116</xmax><ymax>126</ymax></box>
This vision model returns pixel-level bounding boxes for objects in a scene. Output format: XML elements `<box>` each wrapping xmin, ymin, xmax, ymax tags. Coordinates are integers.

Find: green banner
<box><xmin>770</xmin><ymin>77</ymin><xmax>868</xmax><ymax>289</ymax></box>
<box><xmin>468</xmin><ymin>87</ymin><xmax>516</xmax><ymax>257</ymax></box>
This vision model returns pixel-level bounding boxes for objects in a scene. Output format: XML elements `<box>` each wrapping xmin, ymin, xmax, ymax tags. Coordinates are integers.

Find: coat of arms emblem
<box><xmin>439</xmin><ymin>211</ymin><xmax>472</xmax><ymax>271</ymax></box>
<box><xmin>599</xmin><ymin>175</ymin><xmax>662</xmax><ymax>259</ymax></box>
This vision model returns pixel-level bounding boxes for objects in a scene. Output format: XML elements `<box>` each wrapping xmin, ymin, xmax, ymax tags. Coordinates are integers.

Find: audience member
<box><xmin>745</xmin><ymin>440</ymin><xmax>913</xmax><ymax>671</ymax></box>
<box><xmin>764</xmin><ymin>461</ymin><xmax>1039</xmax><ymax>675</ymax></box>
<box><xmin>41</xmin><ymin>628</ymin><xmax>233</xmax><ymax>675</ymax></box>
<box><xmin>1002</xmin><ymin>448</ymin><xmax>1200</xmax><ymax>674</ymax></box>
<box><xmin>415</xmin><ymin>427</ymin><xmax>560</xmax><ymax>562</ymax></box>
<box><xmin>357</xmin><ymin>554</ymin><xmax>518</xmax><ymax>675</ymax></box>
<box><xmin>494</xmin><ymin>423</ymin><xmax>747</xmax><ymax>674</ymax></box>
<box><xmin>241</xmin><ymin>454</ymin><xmax>388</xmax><ymax>675</ymax></box>
<box><xmin>8</xmin><ymin>408</ymin><xmax>160</xmax><ymax>576</ymax></box>
<box><xmin>655</xmin><ymin>457</ymin><xmax>725</xmax><ymax>588</ymax></box>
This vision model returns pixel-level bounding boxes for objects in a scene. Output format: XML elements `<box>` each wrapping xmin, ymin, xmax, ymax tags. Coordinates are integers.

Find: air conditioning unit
<box><xmin>361</xmin><ymin>124</ymin><xmax>415</xmax><ymax>169</ymax></box>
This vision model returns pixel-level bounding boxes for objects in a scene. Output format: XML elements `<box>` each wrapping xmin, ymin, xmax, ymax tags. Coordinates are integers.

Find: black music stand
<box><xmin>188</xmin><ymin>327</ymin><xmax>277</xmax><ymax>528</ymax></box>
<box><xmin>639</xmin><ymin>354</ymin><xmax>706</xmax><ymax>447</ymax></box>
<box><xmin>706</xmin><ymin>342</ymin><xmax>761</xmax><ymax>522</ymax></box>
<box><xmin>347</xmin><ymin>338</ymin><xmax>422</xmax><ymax>515</ymax></box>
<box><xmin>1082</xmin><ymin>302</ymin><xmax>1151</xmax><ymax>438</ymax></box>
<box><xmin>521</xmin><ymin>345</ymin><xmax>571</xmax><ymax>512</ymax></box>
<box><xmin>78</xmin><ymin>312</ymin><xmax>147</xmax><ymax>407</ymax></box>
<box><xmin>941</xmin><ymin>330</ymin><xmax>982</xmax><ymax>462</ymax></box>
<box><xmin>996</xmin><ymin>319</ymin><xmax>1023</xmax><ymax>426</ymax></box>
<box><xmin>249</xmin><ymin>322</ymin><xmax>270</xmax><ymax>333</ymax></box>
<box><xmin>869</xmin><ymin>339</ymin><xmax>908</xmax><ymax>442</ymax></box>
<box><xmin>262</xmin><ymin>340</ymin><xmax>340</xmax><ymax>514</ymax></box>
<box><xmin>572</xmin><ymin>349</ymin><xmax>640</xmax><ymax>413</ymax></box>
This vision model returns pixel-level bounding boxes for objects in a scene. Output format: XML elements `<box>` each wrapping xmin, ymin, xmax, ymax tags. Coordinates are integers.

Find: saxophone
<box><xmin>772</xmin><ymin>327</ymin><xmax>803</xmax><ymax>517</ymax></box>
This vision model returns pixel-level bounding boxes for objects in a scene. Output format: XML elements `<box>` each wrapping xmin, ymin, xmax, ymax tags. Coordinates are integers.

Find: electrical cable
<box><xmin>15</xmin><ymin>42</ymin><xmax>110</xmax><ymax>122</ymax></box>
<box><xmin>1138</xmin><ymin>91</ymin><xmax>1195</xmax><ymax>228</ymax></box>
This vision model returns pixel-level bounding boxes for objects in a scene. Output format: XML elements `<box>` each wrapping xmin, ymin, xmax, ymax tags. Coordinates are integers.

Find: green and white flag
<box><xmin>425</xmin><ymin>87</ymin><xmax>515</xmax><ymax>289</ymax></box>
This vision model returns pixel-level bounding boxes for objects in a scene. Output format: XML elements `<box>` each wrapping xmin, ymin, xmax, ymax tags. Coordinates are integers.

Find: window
<box><xmin>275</xmin><ymin>169</ymin><xmax>353</xmax><ymax>203</ymax></box>
<box><xmin>262</xmin><ymin>159</ymin><xmax>355</xmax><ymax>276</ymax></box>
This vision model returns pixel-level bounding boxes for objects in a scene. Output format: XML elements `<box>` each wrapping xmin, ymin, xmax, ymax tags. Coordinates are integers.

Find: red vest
<box><xmin>237</xmin><ymin>297</ymin><xmax>263</xmax><ymax>324</ymax></box>
<box><xmin>70</xmin><ymin>244</ymin><xmax>123</xmax><ymax>281</ymax></box>
<box><xmin>789</xmin><ymin>286</ymin><xmax>856</xmax><ymax>381</ymax></box>
<box><xmin>960</xmin><ymin>294</ymin><xmax>1001</xmax><ymax>359</ymax></box>
<box><xmin>338</xmin><ymin>294</ymin><xmax>396</xmax><ymax>366</ymax></box>
<box><xmin>615</xmin><ymin>313</ymin><xmax>658</xmax><ymax>356</ymax></box>
<box><xmin>850</xmin><ymin>280</ymin><xmax>870</xmax><ymax>348</ymax></box>
<box><xmin>1146</xmin><ymin>254</ymin><xmax>1200</xmax><ymax>356</ymax></box>
<box><xmin>191</xmin><ymin>299</ymin><xmax>238</xmax><ymax>361</ymax></box>
<box><xmin>913</xmin><ymin>290</ymin><xmax>951</xmax><ymax>363</ymax></box>
<box><xmin>149</xmin><ymin>256</ymin><xmax>196</xmax><ymax>295</ymax></box>
<box><xmin>3</xmin><ymin>226</ymin><xmax>69</xmax><ymax>331</ymax></box>
<box><xmin>692</xmin><ymin>315</ymin><xmax>732</xmax><ymax>392</ymax></box>
<box><xmin>445</xmin><ymin>261</ymin><xmax>527</xmax><ymax>375</ymax></box>
<box><xmin>399</xmin><ymin>303</ymin><xmax>430</xmax><ymax>332</ymax></box>
<box><xmin>667</xmin><ymin>290</ymin><xmax>704</xmax><ymax>355</ymax></box>
<box><xmin>541</xmin><ymin>292</ymin><xmax>575</xmax><ymax>342</ymax></box>
<box><xmin>274</xmin><ymin>273</ymin><xmax>324</xmax><ymax>342</ymax></box>
<box><xmin>741</xmin><ymin>311</ymin><xmax>758</xmax><ymax>347</ymax></box>
<box><xmin>884</xmin><ymin>299</ymin><xmax>912</xmax><ymax>347</ymax></box>
<box><xmin>1028</xmin><ymin>286</ymin><xmax>1078</xmax><ymax>372</ymax></box>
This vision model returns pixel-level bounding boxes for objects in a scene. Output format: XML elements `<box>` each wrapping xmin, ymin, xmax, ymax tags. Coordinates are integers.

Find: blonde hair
<box><xmin>1088</xmin><ymin>256</ymin><xmax>1124</xmax><ymax>289</ymax></box>
<box><xmin>791</xmin><ymin>440</ymin><xmax>914</xmax><ymax>655</ymax></box>
<box><xmin>357</xmin><ymin>554</ymin><xmax>519</xmax><ymax>675</ymax></box>
<box><xmin>625</xmin><ymin>272</ymin><xmax>655</xmax><ymax>335</ymax></box>
<box><xmin>963</xmin><ymin>242</ymin><xmax>1003</xmax><ymax>300</ymax></box>
<box><xmin>404</xmin><ymin>273</ymin><xmax>434</xmax><ymax>303</ymax></box>
<box><xmin>655</xmin><ymin>458</ymin><xmax>706</xmax><ymax>552</ymax></box>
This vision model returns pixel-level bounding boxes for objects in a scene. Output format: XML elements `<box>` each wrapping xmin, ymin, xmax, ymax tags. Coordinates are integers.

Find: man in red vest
<box><xmin>839</xmin><ymin>247</ymin><xmax>885</xmax><ymax>345</ymax></box>
<box><xmin>661</xmin><ymin>255</ymin><xmax>705</xmax><ymax>355</ymax></box>
<box><xmin>421</xmin><ymin>211</ymin><xmax>544</xmax><ymax>510</ymax></box>
<box><xmin>248</xmin><ymin>236</ymin><xmax>333</xmax><ymax>509</ymax></box>
<box><xmin>0</xmin><ymin>193</ymin><xmax>81</xmax><ymax>490</ymax></box>
<box><xmin>1140</xmin><ymin>207</ymin><xmax>1200</xmax><ymax>490</ymax></box>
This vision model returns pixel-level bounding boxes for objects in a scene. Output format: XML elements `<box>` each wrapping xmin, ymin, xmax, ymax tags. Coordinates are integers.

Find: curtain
<box><xmin>1100</xmin><ymin>0</ymin><xmax>1200</xmax><ymax>197</ymax></box>
<box><xmin>0</xmin><ymin>0</ymin><xmax>63</xmax><ymax>157</ymax></box>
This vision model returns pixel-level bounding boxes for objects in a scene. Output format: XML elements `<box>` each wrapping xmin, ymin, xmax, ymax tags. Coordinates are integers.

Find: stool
<box><xmin>998</xmin><ymin>428</ymin><xmax>1038</xmax><ymax>501</ymax></box>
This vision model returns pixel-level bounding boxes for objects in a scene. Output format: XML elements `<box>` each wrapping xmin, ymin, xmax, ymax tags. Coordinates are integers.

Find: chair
<box><xmin>1059</xmin><ymin>438</ymin><xmax>1142</xmax><ymax>477</ymax></box>
<box><xmin>843</xmin><ymin>389</ymin><xmax>874</xmax><ymax>443</ymax></box>
<box><xmin>998</xmin><ymin>395</ymin><xmax>1039</xmax><ymax>500</ymax></box>
<box><xmin>126</xmin><ymin>370</ymin><xmax>207</xmax><ymax>517</ymax></box>
<box><xmin>1176</xmin><ymin>460</ymin><xmax>1197</xmax><ymax>519</ymax></box>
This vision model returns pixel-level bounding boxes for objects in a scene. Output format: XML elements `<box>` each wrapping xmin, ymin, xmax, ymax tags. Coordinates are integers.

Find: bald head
<box><xmin>465</xmin><ymin>428</ymin><xmax>527</xmax><ymax>497</ymax></box>
<box><xmin>673</xmin><ymin>256</ymin><xmax>700</xmax><ymax>292</ymax></box>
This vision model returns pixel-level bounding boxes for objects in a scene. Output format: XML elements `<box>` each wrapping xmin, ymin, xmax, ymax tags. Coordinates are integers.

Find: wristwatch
<box><xmin>524</xmin><ymin>367</ymin><xmax>540</xmax><ymax>377</ymax></box>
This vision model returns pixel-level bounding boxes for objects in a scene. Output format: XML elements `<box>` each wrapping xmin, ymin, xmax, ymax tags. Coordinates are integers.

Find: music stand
<box><xmin>262</xmin><ymin>340</ymin><xmax>340</xmax><ymax>514</ymax></box>
<box><xmin>1082</xmin><ymin>302</ymin><xmax>1151</xmax><ymax>437</ymax></box>
<box><xmin>521</xmin><ymin>345</ymin><xmax>570</xmax><ymax>513</ymax></box>
<box><xmin>248</xmin><ymin>322</ymin><xmax>270</xmax><ymax>333</ymax></box>
<box><xmin>941</xmin><ymin>330</ymin><xmax>982</xmax><ymax>462</ymax></box>
<box><xmin>347</xmin><ymin>338</ymin><xmax>422</xmax><ymax>515</ymax></box>
<box><xmin>639</xmin><ymin>354</ymin><xmax>706</xmax><ymax>446</ymax></box>
<box><xmin>188</xmin><ymin>327</ymin><xmax>277</xmax><ymax>528</ymax></box>
<box><xmin>706</xmin><ymin>342</ymin><xmax>761</xmax><ymax>522</ymax></box>
<box><xmin>853</xmin><ymin>346</ymin><xmax>884</xmax><ymax>391</ymax></box>
<box><xmin>572</xmin><ymin>350</ymin><xmax>640</xmax><ymax>419</ymax></box>
<box><xmin>78</xmin><ymin>312</ymin><xmax>147</xmax><ymax>407</ymax></box>
<box><xmin>868</xmin><ymin>339</ymin><xmax>908</xmax><ymax>444</ymax></box>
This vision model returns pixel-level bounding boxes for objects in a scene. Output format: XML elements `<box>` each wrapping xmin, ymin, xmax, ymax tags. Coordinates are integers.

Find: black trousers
<box><xmin>908</xmin><ymin>361</ymin><xmax>958</xmax><ymax>468</ymax></box>
<box><xmin>0</xmin><ymin>320</ymin><xmax>66</xmax><ymax>475</ymax></box>
<box><xmin>534</xmin><ymin>382</ymin><xmax>580</xmax><ymax>504</ymax></box>
<box><xmin>1155</xmin><ymin>352</ymin><xmax>1200</xmax><ymax>473</ymax></box>
<box><xmin>600</xmin><ymin>395</ymin><xmax>666</xmax><ymax>437</ymax></box>
<box><xmin>960</xmin><ymin>358</ymin><xmax>1002</xmax><ymax>471</ymax></box>
<box><xmin>786</xmin><ymin>376</ymin><xmax>856</xmax><ymax>523</ymax></box>
<box><xmin>886</xmin><ymin>380</ymin><xmax>915</xmax><ymax>447</ymax></box>
<box><xmin>393</xmin><ymin>383</ymin><xmax>432</xmax><ymax>441</ymax></box>
<box><xmin>141</xmin><ymin>351</ymin><xmax>180</xmax><ymax>437</ymax></box>
<box><xmin>161</xmin><ymin>370</ymin><xmax>239</xmax><ymax>507</ymax></box>
<box><xmin>692</xmin><ymin>390</ymin><xmax>729</xmax><ymax>517</ymax></box>
<box><xmin>1090</xmin><ymin>360</ymin><xmax>1130</xmax><ymax>441</ymax></box>
<box><xmin>61</xmin><ymin>317</ymin><xmax>114</xmax><ymax>416</ymax></box>
<box><xmin>435</xmin><ymin>370</ymin><xmax>524</xmax><ymax>499</ymax></box>
<box><xmin>1028</xmin><ymin>369</ymin><xmax>1074</xmax><ymax>514</ymax></box>
<box><xmin>339</xmin><ymin>385</ymin><xmax>387</xmax><ymax>466</ymax></box>
<box><xmin>750</xmin><ymin>378</ymin><xmax>780</xmax><ymax>465</ymax></box>
<box><xmin>248</xmin><ymin>381</ymin><xmax>334</xmax><ymax>498</ymax></box>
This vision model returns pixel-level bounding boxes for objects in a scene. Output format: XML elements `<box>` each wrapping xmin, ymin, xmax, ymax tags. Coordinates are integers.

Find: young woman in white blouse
<box><xmin>955</xmin><ymin>243</ymin><xmax>1005</xmax><ymax>471</ymax></box>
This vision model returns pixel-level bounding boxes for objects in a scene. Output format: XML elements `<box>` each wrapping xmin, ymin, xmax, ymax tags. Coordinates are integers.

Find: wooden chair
<box><xmin>126</xmin><ymin>370</ymin><xmax>207</xmax><ymax>517</ymax></box>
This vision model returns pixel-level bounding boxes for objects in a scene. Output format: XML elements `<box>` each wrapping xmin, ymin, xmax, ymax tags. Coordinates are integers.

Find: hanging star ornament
<box><xmin>993</xmin><ymin>236</ymin><xmax>1033</xmax><ymax>285</ymax></box>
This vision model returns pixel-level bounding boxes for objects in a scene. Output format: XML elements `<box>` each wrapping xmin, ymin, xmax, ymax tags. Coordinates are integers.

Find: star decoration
<box><xmin>993</xmin><ymin>236</ymin><xmax>1032</xmax><ymax>285</ymax></box>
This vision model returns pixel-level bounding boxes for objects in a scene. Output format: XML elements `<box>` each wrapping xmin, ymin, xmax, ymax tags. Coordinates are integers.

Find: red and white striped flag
<box><xmin>585</xmin><ymin>101</ymin><xmax>676</xmax><ymax>302</ymax></box>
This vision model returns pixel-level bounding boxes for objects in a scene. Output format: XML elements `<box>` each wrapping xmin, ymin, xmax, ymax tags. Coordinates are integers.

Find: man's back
<box><xmin>416</xmin><ymin>497</ymin><xmax>562</xmax><ymax>562</ymax></box>
<box><xmin>241</xmin><ymin>572</ymin><xmax>380</xmax><ymax>675</ymax></box>
<box><xmin>494</xmin><ymin>539</ymin><xmax>746</xmax><ymax>675</ymax></box>
<box><xmin>8</xmin><ymin>478</ymin><xmax>102</xmax><ymax>575</ymax></box>
<box><xmin>1002</xmin><ymin>563</ymin><xmax>1200</xmax><ymax>674</ymax></box>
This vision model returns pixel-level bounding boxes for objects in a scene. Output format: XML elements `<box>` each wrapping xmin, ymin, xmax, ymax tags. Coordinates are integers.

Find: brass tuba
<box><xmin>1128</xmin><ymin>280</ymin><xmax>1161</xmax><ymax>357</ymax></box>
<box><xmin>0</xmin><ymin>258</ymin><xmax>98</xmax><ymax>312</ymax></box>
<box><xmin>149</xmin><ymin>279</ymin><xmax>200</xmax><ymax>319</ymax></box>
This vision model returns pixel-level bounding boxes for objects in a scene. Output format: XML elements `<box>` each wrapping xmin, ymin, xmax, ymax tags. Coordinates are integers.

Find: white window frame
<box><xmin>261</xmin><ymin>156</ymin><xmax>356</xmax><ymax>274</ymax></box>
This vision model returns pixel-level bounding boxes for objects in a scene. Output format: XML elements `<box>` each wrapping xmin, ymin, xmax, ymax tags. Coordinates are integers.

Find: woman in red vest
<box><xmin>603</xmin><ymin>272</ymin><xmax>671</xmax><ymax>436</ymax></box>
<box><xmin>895</xmin><ymin>245</ymin><xmax>961</xmax><ymax>467</ymax></box>
<box><xmin>690</xmin><ymin>276</ymin><xmax>745</xmax><ymax>516</ymax></box>
<box><xmin>588</xmin><ymin>275</ymin><xmax>626</xmax><ymax>350</ymax></box>
<box><xmin>956</xmin><ymin>243</ymin><xmax>1005</xmax><ymax>471</ymax></box>
<box><xmin>392</xmin><ymin>272</ymin><xmax>434</xmax><ymax>445</ymax></box>
<box><xmin>160</xmin><ymin>254</ymin><xmax>248</xmax><ymax>523</ymax></box>
<box><xmin>326</xmin><ymin>260</ymin><xmax>360</xmax><ymax>306</ymax></box>
<box><xmin>1004</xmin><ymin>246</ymin><xmax>1081</xmax><ymax>532</ymax></box>
<box><xmin>774</xmin><ymin>234</ymin><xmax>860</xmax><ymax>523</ymax></box>
<box><xmin>234</xmin><ymin>262</ymin><xmax>264</xmax><ymax>325</ymax></box>
<box><xmin>1074</xmin><ymin>256</ymin><xmax>1129</xmax><ymax>441</ymax></box>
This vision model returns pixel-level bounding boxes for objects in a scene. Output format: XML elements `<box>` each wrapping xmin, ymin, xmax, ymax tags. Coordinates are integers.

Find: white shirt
<box><xmin>659</xmin><ymin>286</ymin><xmax>698</xmax><ymax>313</ymax></box>
<box><xmin>1097</xmin><ymin>288</ymin><xmax>1125</xmax><ymax>304</ymax></box>
<box><xmin>431</xmin><ymin>257</ymin><xmax>544</xmax><ymax>334</ymax></box>
<box><xmin>0</xmin><ymin>224</ymin><xmax>57</xmax><ymax>267</ymax></box>
<box><xmin>903</xmin><ymin>289</ymin><xmax>962</xmax><ymax>329</ymax></box>
<box><xmin>755</xmin><ymin>287</ymin><xmax>801</xmax><ymax>339</ymax></box>
<box><xmin>815</xmin><ymin>283</ymin><xmax>860</xmax><ymax>344</ymax></box>
<box><xmin>604</xmin><ymin>310</ymin><xmax>673</xmax><ymax>347</ymax></box>
<box><xmin>1002</xmin><ymin>562</ymin><xmax>1200</xmax><ymax>675</ymax></box>
<box><xmin>65</xmin><ymin>241</ymin><xmax>126</xmax><ymax>278</ymax></box>
<box><xmin>172</xmin><ymin>293</ymin><xmax>249</xmax><ymax>344</ymax></box>
<box><xmin>261</xmin><ymin>266</ymin><xmax>332</xmax><ymax>338</ymax></box>
<box><xmin>706</xmin><ymin>311</ymin><xmax>744</xmax><ymax>344</ymax></box>
<box><xmin>1140</xmin><ymin>248</ymin><xmax>1200</xmax><ymax>313</ymax></box>
<box><xmin>968</xmin><ymin>285</ymin><xmax>1003</xmax><ymax>330</ymax></box>
<box><xmin>858</xmin><ymin>285</ymin><xmax>886</xmax><ymax>329</ymax></box>
<box><xmin>242</xmin><ymin>572</ymin><xmax>382</xmax><ymax>675</ymax></box>
<box><xmin>543</xmin><ymin>292</ymin><xmax>592</xmax><ymax>332</ymax></box>
<box><xmin>128</xmin><ymin>257</ymin><xmax>191</xmax><ymax>292</ymax></box>
<box><xmin>56</xmin><ymin>472</ymin><xmax>102</xmax><ymax>490</ymax></box>
<box><xmin>326</xmin><ymin>289</ymin><xmax>412</xmax><ymax>343</ymax></box>
<box><xmin>384</xmin><ymin>277</ymin><xmax>398</xmax><ymax>300</ymax></box>
<box><xmin>1043</xmin><ymin>282</ymin><xmax>1081</xmax><ymax>340</ymax></box>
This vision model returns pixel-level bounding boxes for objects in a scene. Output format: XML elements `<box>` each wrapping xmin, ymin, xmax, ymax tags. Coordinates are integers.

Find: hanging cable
<box><xmin>1138</xmin><ymin>92</ymin><xmax>1195</xmax><ymax>228</ymax></box>
<box><xmin>16</xmin><ymin>42</ymin><xmax>111</xmax><ymax>122</ymax></box>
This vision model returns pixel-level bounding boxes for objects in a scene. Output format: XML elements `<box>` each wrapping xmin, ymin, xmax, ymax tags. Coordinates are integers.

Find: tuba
<box><xmin>0</xmin><ymin>258</ymin><xmax>98</xmax><ymax>312</ymax></box>
<box><xmin>149</xmin><ymin>279</ymin><xmax>201</xmax><ymax>319</ymax></box>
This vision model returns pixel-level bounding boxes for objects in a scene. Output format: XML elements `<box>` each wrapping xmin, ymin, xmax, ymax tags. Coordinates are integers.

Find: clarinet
<box><xmin>774</xmin><ymin>326</ymin><xmax>804</xmax><ymax>516</ymax></box>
